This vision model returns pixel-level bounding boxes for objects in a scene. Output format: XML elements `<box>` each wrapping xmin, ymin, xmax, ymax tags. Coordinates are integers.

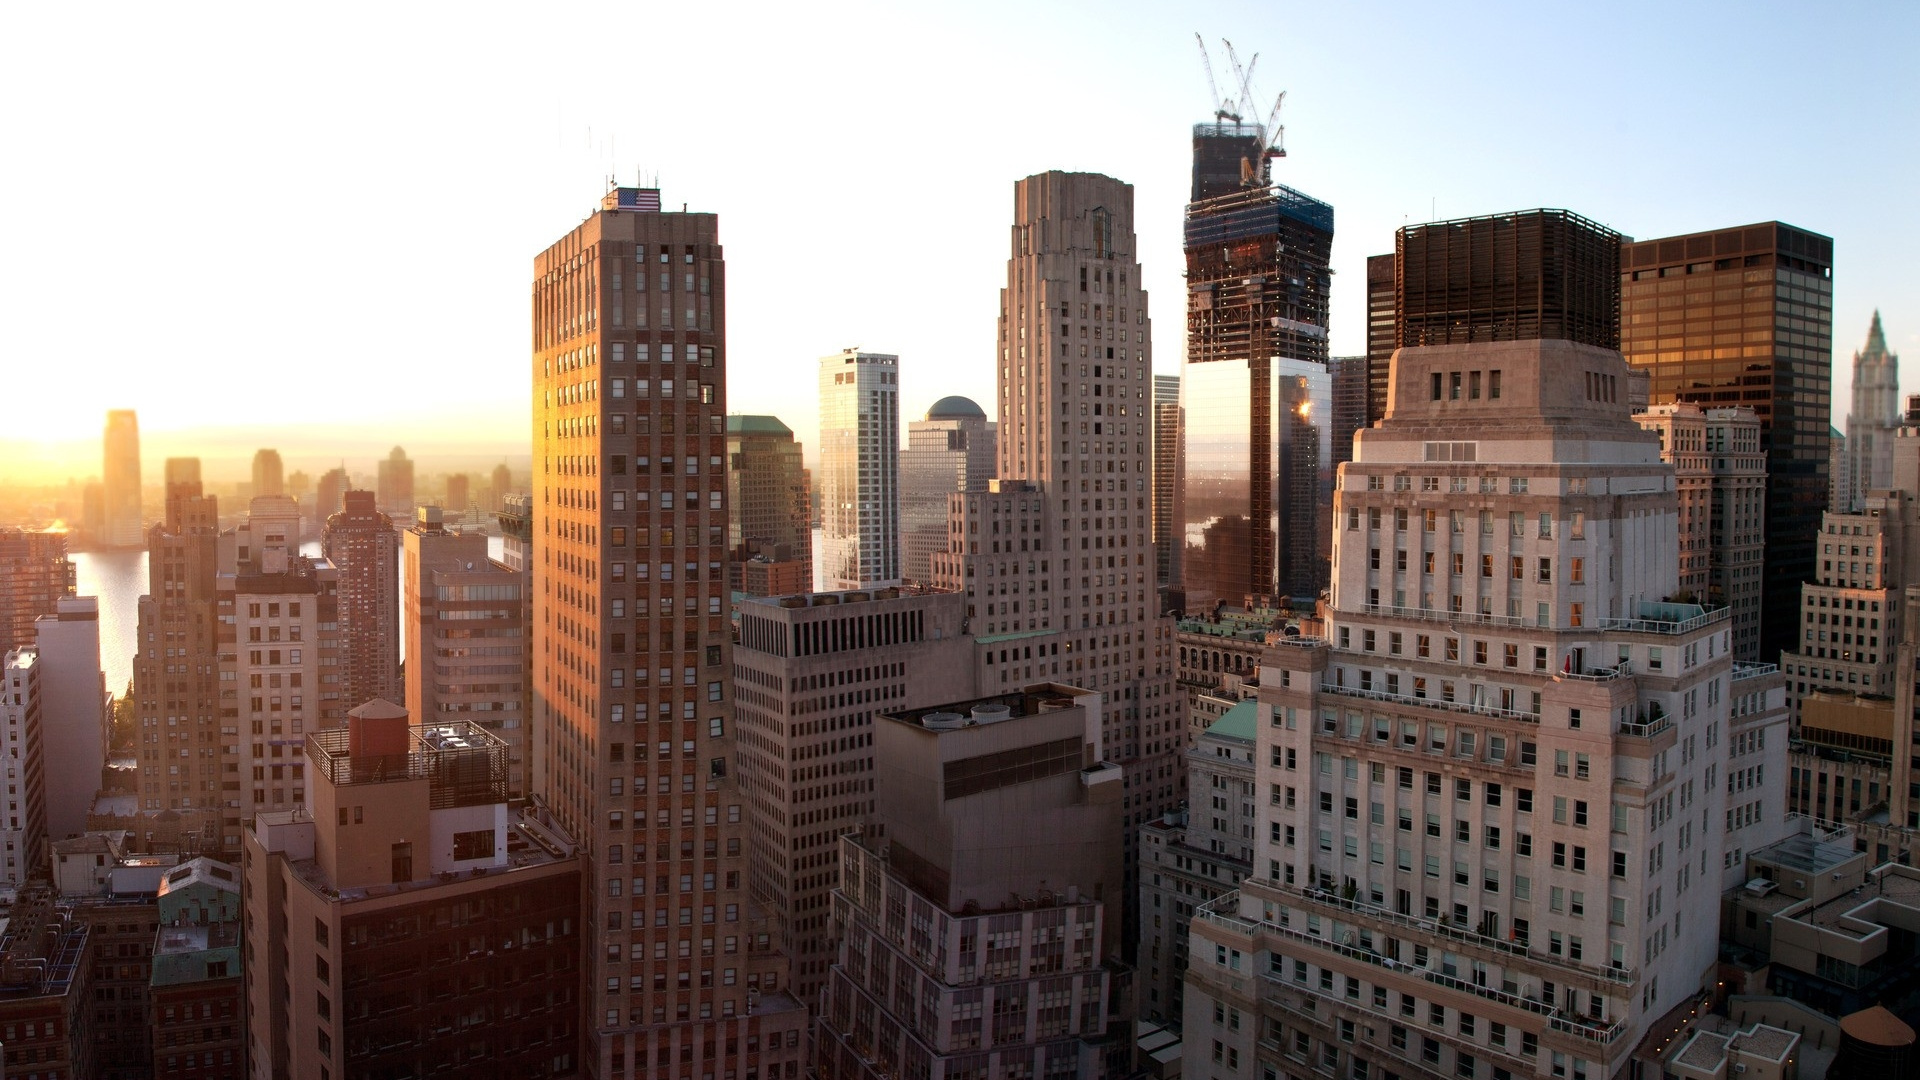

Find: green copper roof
<box><xmin>727</xmin><ymin>415</ymin><xmax>793</xmax><ymax>436</ymax></box>
<box><xmin>1206</xmin><ymin>699</ymin><xmax>1259</xmax><ymax>741</ymax></box>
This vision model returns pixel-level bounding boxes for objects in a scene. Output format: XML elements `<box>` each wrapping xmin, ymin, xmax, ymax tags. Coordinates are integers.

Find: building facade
<box><xmin>1620</xmin><ymin>221</ymin><xmax>1835</xmax><ymax>666</ymax></box>
<box><xmin>1153</xmin><ymin>374</ymin><xmax>1181</xmax><ymax>597</ymax></box>
<box><xmin>151</xmin><ymin>857</ymin><xmax>244</xmax><ymax>1080</ymax></box>
<box><xmin>0</xmin><ymin>528</ymin><xmax>75</xmax><ymax>659</ymax></box>
<box><xmin>818</xmin><ymin>350</ymin><xmax>902</xmax><ymax>590</ymax></box>
<box><xmin>134</xmin><ymin>473</ymin><xmax>223</xmax><ymax>842</ymax></box>
<box><xmin>530</xmin><ymin>187</ymin><xmax>807</xmax><ymax>1079</ymax></box>
<box><xmin>901</xmin><ymin>397</ymin><xmax>995</xmax><ymax>586</ymax></box>
<box><xmin>930</xmin><ymin>171</ymin><xmax>1183</xmax><ymax>957</ymax></box>
<box><xmin>323</xmin><ymin>490</ymin><xmax>401</xmax><ymax>715</ymax></box>
<box><xmin>0</xmin><ymin>648</ymin><xmax>47</xmax><ymax>889</ymax></box>
<box><xmin>1187</xmin><ymin>338</ymin><xmax>1736</xmax><ymax>1080</ymax></box>
<box><xmin>253</xmin><ymin>448</ymin><xmax>285</xmax><ymax>499</ymax></box>
<box><xmin>815</xmin><ymin>685</ymin><xmax>1126</xmax><ymax>1080</ymax></box>
<box><xmin>376</xmin><ymin>445</ymin><xmax>415</xmax><ymax>516</ymax></box>
<box><xmin>732</xmin><ymin>587</ymin><xmax>976</xmax><ymax>1004</ymax></box>
<box><xmin>725</xmin><ymin>415</ymin><xmax>813</xmax><ymax>595</ymax></box>
<box><xmin>1779</xmin><ymin>493</ymin><xmax>1906</xmax><ymax>726</ymax></box>
<box><xmin>1842</xmin><ymin>312</ymin><xmax>1900</xmax><ymax>513</ymax></box>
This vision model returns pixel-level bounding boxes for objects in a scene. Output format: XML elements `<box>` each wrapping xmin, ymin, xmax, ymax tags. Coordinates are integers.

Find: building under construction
<box><xmin>1179</xmin><ymin>116</ymin><xmax>1335</xmax><ymax>614</ymax></box>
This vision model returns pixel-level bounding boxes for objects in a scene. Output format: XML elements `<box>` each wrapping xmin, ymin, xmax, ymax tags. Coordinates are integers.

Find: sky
<box><xmin>2</xmin><ymin>0</ymin><xmax>1915</xmax><ymax>484</ymax></box>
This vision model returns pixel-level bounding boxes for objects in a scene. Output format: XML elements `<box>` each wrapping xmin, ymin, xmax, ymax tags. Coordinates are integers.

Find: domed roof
<box><xmin>927</xmin><ymin>395</ymin><xmax>986</xmax><ymax>420</ymax></box>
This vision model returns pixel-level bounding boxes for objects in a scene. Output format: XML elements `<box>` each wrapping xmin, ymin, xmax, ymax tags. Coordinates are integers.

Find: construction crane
<box><xmin>1193</xmin><ymin>32</ymin><xmax>1240</xmax><ymax>124</ymax></box>
<box><xmin>1263</xmin><ymin>90</ymin><xmax>1287</xmax><ymax>160</ymax></box>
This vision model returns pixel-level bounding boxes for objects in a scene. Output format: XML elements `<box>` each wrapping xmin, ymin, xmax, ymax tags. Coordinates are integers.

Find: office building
<box><xmin>1174</xmin><ymin>609</ymin><xmax>1276</xmax><ymax>740</ymax></box>
<box><xmin>287</xmin><ymin>468</ymin><xmax>311</xmax><ymax>501</ymax></box>
<box><xmin>0</xmin><ymin>647</ymin><xmax>46</xmax><ymax>888</ymax></box>
<box><xmin>1634</xmin><ymin>404</ymin><xmax>1768</xmax><ymax>660</ymax></box>
<box><xmin>1181</xmin><ymin>123</ymin><xmax>1335</xmax><ymax>613</ymax></box>
<box><xmin>252</xmin><ymin>448</ymin><xmax>285</xmax><ymax>499</ymax></box>
<box><xmin>492</xmin><ymin>462</ymin><xmax>514</xmax><ymax>510</ymax></box>
<box><xmin>323</xmin><ymin>490</ymin><xmax>401</xmax><ymax>713</ymax></box>
<box><xmin>901</xmin><ymin>397</ymin><xmax>995</xmax><ymax>585</ymax></box>
<box><xmin>314</xmin><ymin>466</ymin><xmax>349</xmax><ymax>523</ymax></box>
<box><xmin>0</xmin><ymin>527</ymin><xmax>75</xmax><ymax>658</ymax></box>
<box><xmin>1153</xmin><ymin>374</ymin><xmax>1181</xmax><ymax>595</ymax></box>
<box><xmin>377</xmin><ymin>445</ymin><xmax>415</xmax><ymax>515</ymax></box>
<box><xmin>104</xmin><ymin>409</ymin><xmax>143</xmax><ymax>548</ymax></box>
<box><xmin>1779</xmin><ymin>492</ymin><xmax>1905</xmax><ymax>726</ymax></box>
<box><xmin>0</xmin><ymin>892</ymin><xmax>95</xmax><ymax>1078</ymax></box>
<box><xmin>733</xmin><ymin>587</ymin><xmax>976</xmax><ymax>1004</ymax></box>
<box><xmin>1330</xmin><ymin>354</ymin><xmax>1369</xmax><ymax>468</ymax></box>
<box><xmin>33</xmin><ymin>595</ymin><xmax>108</xmax><ymax>844</ymax></box>
<box><xmin>930</xmin><ymin>171</ymin><xmax>1183</xmax><ymax>955</ymax></box>
<box><xmin>1830</xmin><ymin>425</ymin><xmax>1852</xmax><ymax>513</ymax></box>
<box><xmin>1139</xmin><ymin>700</ymin><xmax>1257</xmax><ymax>1028</ymax></box>
<box><xmin>531</xmin><ymin>186</ymin><xmax>807</xmax><ymax>1079</ymax></box>
<box><xmin>726</xmin><ymin>415</ymin><xmax>813</xmax><ymax>594</ymax></box>
<box><xmin>134</xmin><ymin>471</ymin><xmax>223</xmax><ymax>832</ymax></box>
<box><xmin>243</xmin><ymin>703</ymin><xmax>583</xmax><ymax>1080</ymax></box>
<box><xmin>818</xmin><ymin>350</ymin><xmax>902</xmax><ymax>589</ymax></box>
<box><xmin>446</xmin><ymin>472</ymin><xmax>470</xmax><ymax>513</ymax></box>
<box><xmin>1396</xmin><ymin>209</ymin><xmax>1621</xmax><ymax>351</ymax></box>
<box><xmin>403</xmin><ymin>506</ymin><xmax>529</xmax><ymax>796</ymax></box>
<box><xmin>1365</xmin><ymin>254</ymin><xmax>1396</xmax><ymax>428</ymax></box>
<box><xmin>815</xmin><ymin>685</ymin><xmax>1126</xmax><ymax>1080</ymax></box>
<box><xmin>1621</xmin><ymin>221</ymin><xmax>1835</xmax><ymax>665</ymax></box>
<box><xmin>1188</xmin><ymin>337</ymin><xmax>1736</xmax><ymax>1080</ymax></box>
<box><xmin>1843</xmin><ymin>312</ymin><xmax>1900</xmax><ymax>512</ymax></box>
<box><xmin>150</xmin><ymin>857</ymin><xmax>244</xmax><ymax>1080</ymax></box>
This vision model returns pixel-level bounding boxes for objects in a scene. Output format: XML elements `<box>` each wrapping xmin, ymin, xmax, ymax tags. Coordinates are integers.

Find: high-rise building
<box><xmin>931</xmin><ymin>171</ymin><xmax>1181</xmax><ymax>958</ymax></box>
<box><xmin>1364</xmin><ymin>254</ymin><xmax>1396</xmax><ymax>427</ymax></box>
<box><xmin>732</xmin><ymin>587</ymin><xmax>976</xmax><ymax>1004</ymax></box>
<box><xmin>1396</xmin><ymin>209</ymin><xmax>1621</xmax><ymax>351</ymax></box>
<box><xmin>1779</xmin><ymin>492</ymin><xmax>1906</xmax><ymax>724</ymax></box>
<box><xmin>725</xmin><ymin>415</ymin><xmax>813</xmax><ymax>594</ymax></box>
<box><xmin>0</xmin><ymin>528</ymin><xmax>74</xmax><ymax>659</ymax></box>
<box><xmin>1843</xmin><ymin>312</ymin><xmax>1900</xmax><ymax>513</ymax></box>
<box><xmin>32</xmin><ymin>596</ymin><xmax>107</xmax><ymax>845</ymax></box>
<box><xmin>314</xmin><ymin>466</ymin><xmax>349</xmax><ymax>522</ymax></box>
<box><xmin>134</xmin><ymin>469</ymin><xmax>223</xmax><ymax>834</ymax></box>
<box><xmin>1180</xmin><ymin>122</ymin><xmax>1335</xmax><ymax>613</ymax></box>
<box><xmin>815</xmin><ymin>685</ymin><xmax>1126</xmax><ymax>1080</ymax></box>
<box><xmin>1621</xmin><ymin>221</ymin><xmax>1834</xmax><ymax>665</ymax></box>
<box><xmin>1329</xmin><ymin>354</ymin><xmax>1369</xmax><ymax>468</ymax></box>
<box><xmin>492</xmin><ymin>462</ymin><xmax>514</xmax><ymax>510</ymax></box>
<box><xmin>1634</xmin><ymin>403</ymin><xmax>1768</xmax><ymax>659</ymax></box>
<box><xmin>287</xmin><ymin>468</ymin><xmax>312</xmax><ymax>500</ymax></box>
<box><xmin>1153</xmin><ymin>374</ymin><xmax>1181</xmax><ymax>596</ymax></box>
<box><xmin>104</xmin><ymin>409</ymin><xmax>143</xmax><ymax>548</ymax></box>
<box><xmin>376</xmin><ymin>445</ymin><xmax>415</xmax><ymax>515</ymax></box>
<box><xmin>0</xmin><ymin>647</ymin><xmax>47</xmax><ymax>888</ymax></box>
<box><xmin>252</xmin><ymin>448</ymin><xmax>285</xmax><ymax>498</ymax></box>
<box><xmin>531</xmin><ymin>186</ymin><xmax>806</xmax><ymax>1078</ymax></box>
<box><xmin>1189</xmin><ymin>337</ymin><xmax>1739</xmax><ymax>1080</ymax></box>
<box><xmin>445</xmin><ymin>472</ymin><xmax>470</xmax><ymax>513</ymax></box>
<box><xmin>1830</xmin><ymin>425</ymin><xmax>1852</xmax><ymax>513</ymax></box>
<box><xmin>243</xmin><ymin>704</ymin><xmax>583</xmax><ymax>1080</ymax></box>
<box><xmin>818</xmin><ymin>350</ymin><xmax>901</xmax><ymax>590</ymax></box>
<box><xmin>402</xmin><ymin>506</ymin><xmax>529</xmax><ymax>796</ymax></box>
<box><xmin>323</xmin><ymin>490</ymin><xmax>400</xmax><ymax>713</ymax></box>
<box><xmin>901</xmin><ymin>397</ymin><xmax>995</xmax><ymax>585</ymax></box>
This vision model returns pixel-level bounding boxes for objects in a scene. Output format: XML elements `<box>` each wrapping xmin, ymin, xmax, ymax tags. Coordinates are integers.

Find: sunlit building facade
<box><xmin>104</xmin><ymin>409</ymin><xmax>144</xmax><ymax>548</ymax></box>
<box><xmin>818</xmin><ymin>350</ymin><xmax>901</xmax><ymax>590</ymax></box>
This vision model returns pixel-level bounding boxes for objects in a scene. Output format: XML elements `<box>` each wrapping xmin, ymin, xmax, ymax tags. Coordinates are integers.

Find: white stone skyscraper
<box><xmin>1189</xmin><ymin>338</ymin><xmax>1741</xmax><ymax>1080</ymax></box>
<box><xmin>931</xmin><ymin>171</ymin><xmax>1182</xmax><ymax>954</ymax></box>
<box><xmin>818</xmin><ymin>349</ymin><xmax>901</xmax><ymax>590</ymax></box>
<box><xmin>1843</xmin><ymin>311</ymin><xmax>1900</xmax><ymax>512</ymax></box>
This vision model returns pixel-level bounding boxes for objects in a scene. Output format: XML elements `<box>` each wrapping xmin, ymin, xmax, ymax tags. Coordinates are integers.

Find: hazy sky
<box><xmin>3</xmin><ymin>1</ymin><xmax>1914</xmax><ymax>481</ymax></box>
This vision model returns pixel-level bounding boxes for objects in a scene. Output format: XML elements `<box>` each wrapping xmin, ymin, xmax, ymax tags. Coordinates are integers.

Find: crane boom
<box><xmin>1194</xmin><ymin>32</ymin><xmax>1238</xmax><ymax>123</ymax></box>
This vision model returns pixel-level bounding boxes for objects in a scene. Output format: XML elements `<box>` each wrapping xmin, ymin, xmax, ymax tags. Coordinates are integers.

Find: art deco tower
<box><xmin>532</xmin><ymin>186</ymin><xmax>804</xmax><ymax>1080</ymax></box>
<box><xmin>1843</xmin><ymin>311</ymin><xmax>1900</xmax><ymax>512</ymax></box>
<box><xmin>933</xmin><ymin>171</ymin><xmax>1181</xmax><ymax>950</ymax></box>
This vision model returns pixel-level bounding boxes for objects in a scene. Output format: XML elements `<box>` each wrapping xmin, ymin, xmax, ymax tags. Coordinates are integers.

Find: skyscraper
<box><xmin>322</xmin><ymin>491</ymin><xmax>400</xmax><ymax>712</ymax></box>
<box><xmin>1180</xmin><ymin>119</ymin><xmax>1335</xmax><ymax>612</ymax></box>
<box><xmin>251</xmin><ymin>448</ymin><xmax>285</xmax><ymax>498</ymax></box>
<box><xmin>1329</xmin><ymin>354</ymin><xmax>1369</xmax><ymax>468</ymax></box>
<box><xmin>1152</xmin><ymin>374</ymin><xmax>1181</xmax><ymax>597</ymax></box>
<box><xmin>445</xmin><ymin>472</ymin><xmax>470</xmax><ymax>513</ymax></box>
<box><xmin>492</xmin><ymin>462</ymin><xmax>514</xmax><ymax>509</ymax></box>
<box><xmin>1190</xmin><ymin>337</ymin><xmax>1740</xmax><ymax>1080</ymax></box>
<box><xmin>1620</xmin><ymin>221</ymin><xmax>1834</xmax><ymax>664</ymax></box>
<box><xmin>531</xmin><ymin>186</ymin><xmax>805</xmax><ymax>1078</ymax></box>
<box><xmin>103</xmin><ymin>409</ymin><xmax>143</xmax><ymax>548</ymax></box>
<box><xmin>32</xmin><ymin>596</ymin><xmax>107</xmax><ymax>845</ymax></box>
<box><xmin>376</xmin><ymin>445</ymin><xmax>415</xmax><ymax>515</ymax></box>
<box><xmin>900</xmin><ymin>397</ymin><xmax>994</xmax><ymax>585</ymax></box>
<box><xmin>0</xmin><ymin>528</ymin><xmax>74</xmax><ymax>659</ymax></box>
<box><xmin>932</xmin><ymin>171</ymin><xmax>1181</xmax><ymax>957</ymax></box>
<box><xmin>134</xmin><ymin>466</ymin><xmax>222</xmax><ymax>829</ymax></box>
<box><xmin>1843</xmin><ymin>311</ymin><xmax>1900</xmax><ymax>512</ymax></box>
<box><xmin>314</xmin><ymin>466</ymin><xmax>349</xmax><ymax>522</ymax></box>
<box><xmin>818</xmin><ymin>349</ymin><xmax>901</xmax><ymax>589</ymax></box>
<box><xmin>1364</xmin><ymin>254</ymin><xmax>1396</xmax><ymax>427</ymax></box>
<box><xmin>725</xmin><ymin>415</ymin><xmax>813</xmax><ymax>594</ymax></box>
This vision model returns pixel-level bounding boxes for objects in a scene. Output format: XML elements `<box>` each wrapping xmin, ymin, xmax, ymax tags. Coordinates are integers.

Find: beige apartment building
<box><xmin>403</xmin><ymin>506</ymin><xmax>530</xmax><ymax>797</ymax></box>
<box><xmin>1188</xmin><ymin>339</ymin><xmax>1744</xmax><ymax>1080</ymax></box>
<box><xmin>815</xmin><ymin>684</ymin><xmax>1126</xmax><ymax>1080</ymax></box>
<box><xmin>243</xmin><ymin>702</ymin><xmax>583</xmax><ymax>1080</ymax></box>
<box><xmin>532</xmin><ymin>186</ymin><xmax>806</xmax><ymax>1080</ymax></box>
<box><xmin>136</xmin><ymin>469</ymin><xmax>226</xmax><ymax>845</ymax></box>
<box><xmin>732</xmin><ymin>586</ymin><xmax>976</xmax><ymax>1004</ymax></box>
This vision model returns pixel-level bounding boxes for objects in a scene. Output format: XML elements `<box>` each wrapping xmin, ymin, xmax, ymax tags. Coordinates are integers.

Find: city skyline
<box><xmin>3</xmin><ymin>2</ymin><xmax>1915</xmax><ymax>487</ymax></box>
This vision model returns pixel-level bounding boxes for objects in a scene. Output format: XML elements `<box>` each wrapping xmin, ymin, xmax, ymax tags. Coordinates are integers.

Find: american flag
<box><xmin>620</xmin><ymin>188</ymin><xmax>662</xmax><ymax>212</ymax></box>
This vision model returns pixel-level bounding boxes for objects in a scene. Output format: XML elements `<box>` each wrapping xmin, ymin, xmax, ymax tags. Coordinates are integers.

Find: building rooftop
<box><xmin>150</xmin><ymin>922</ymin><xmax>239</xmax><ymax>988</ymax></box>
<box><xmin>268</xmin><ymin>806</ymin><xmax>576</xmax><ymax>905</ymax></box>
<box><xmin>1760</xmin><ymin>825</ymin><xmax>1859</xmax><ymax>877</ymax></box>
<box><xmin>726</xmin><ymin>415</ymin><xmax>793</xmax><ymax>437</ymax></box>
<box><xmin>926</xmin><ymin>395</ymin><xmax>986</xmax><ymax>420</ymax></box>
<box><xmin>1204</xmin><ymin>700</ymin><xmax>1259</xmax><ymax>742</ymax></box>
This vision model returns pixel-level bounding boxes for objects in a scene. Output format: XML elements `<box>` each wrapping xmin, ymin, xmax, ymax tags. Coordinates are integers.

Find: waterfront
<box><xmin>71</xmin><ymin>548</ymin><xmax>146</xmax><ymax>696</ymax></box>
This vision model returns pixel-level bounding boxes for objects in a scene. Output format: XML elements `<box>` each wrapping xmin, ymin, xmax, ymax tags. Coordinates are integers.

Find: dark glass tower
<box><xmin>1620</xmin><ymin>221</ymin><xmax>1834</xmax><ymax>663</ymax></box>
